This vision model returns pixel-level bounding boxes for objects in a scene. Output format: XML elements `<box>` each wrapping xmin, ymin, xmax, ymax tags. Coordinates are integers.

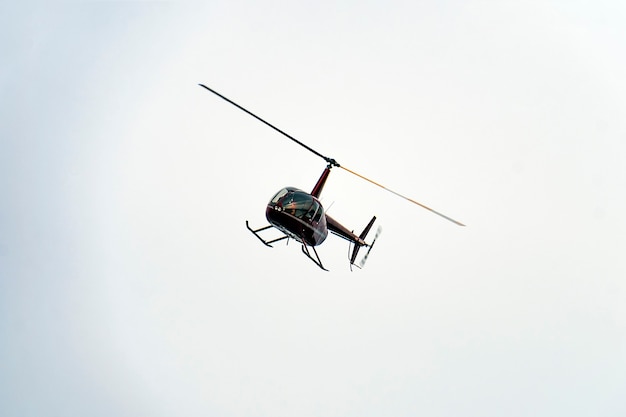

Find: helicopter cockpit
<box><xmin>268</xmin><ymin>188</ymin><xmax>324</xmax><ymax>223</ymax></box>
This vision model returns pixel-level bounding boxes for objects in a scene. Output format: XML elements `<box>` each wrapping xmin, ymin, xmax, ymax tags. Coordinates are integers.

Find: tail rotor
<box><xmin>359</xmin><ymin>226</ymin><xmax>382</xmax><ymax>269</ymax></box>
<box><xmin>349</xmin><ymin>216</ymin><xmax>382</xmax><ymax>270</ymax></box>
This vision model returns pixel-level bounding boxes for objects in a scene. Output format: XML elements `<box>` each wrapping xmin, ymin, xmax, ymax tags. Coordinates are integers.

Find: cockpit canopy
<box><xmin>269</xmin><ymin>187</ymin><xmax>324</xmax><ymax>222</ymax></box>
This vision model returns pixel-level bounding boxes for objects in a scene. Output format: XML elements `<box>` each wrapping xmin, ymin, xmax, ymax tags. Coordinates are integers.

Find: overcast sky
<box><xmin>2</xmin><ymin>1</ymin><xmax>626</xmax><ymax>416</ymax></box>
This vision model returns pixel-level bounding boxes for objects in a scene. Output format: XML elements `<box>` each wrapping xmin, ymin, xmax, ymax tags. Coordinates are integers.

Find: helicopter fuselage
<box><xmin>245</xmin><ymin>166</ymin><xmax>377</xmax><ymax>270</ymax></box>
<box><xmin>265</xmin><ymin>187</ymin><xmax>328</xmax><ymax>246</ymax></box>
<box><xmin>199</xmin><ymin>83</ymin><xmax>462</xmax><ymax>270</ymax></box>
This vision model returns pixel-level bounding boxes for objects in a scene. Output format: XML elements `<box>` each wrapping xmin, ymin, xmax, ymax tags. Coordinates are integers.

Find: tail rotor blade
<box><xmin>359</xmin><ymin>226</ymin><xmax>383</xmax><ymax>268</ymax></box>
<box><xmin>340</xmin><ymin>165</ymin><xmax>465</xmax><ymax>227</ymax></box>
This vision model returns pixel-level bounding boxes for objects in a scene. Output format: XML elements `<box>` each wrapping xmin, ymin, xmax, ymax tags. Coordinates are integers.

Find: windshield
<box><xmin>271</xmin><ymin>189</ymin><xmax>323</xmax><ymax>222</ymax></box>
<box><xmin>282</xmin><ymin>191</ymin><xmax>313</xmax><ymax>218</ymax></box>
<box><xmin>270</xmin><ymin>188</ymin><xmax>290</xmax><ymax>204</ymax></box>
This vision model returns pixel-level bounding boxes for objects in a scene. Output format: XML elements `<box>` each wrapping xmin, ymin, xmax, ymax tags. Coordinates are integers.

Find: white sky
<box><xmin>2</xmin><ymin>1</ymin><xmax>626</xmax><ymax>416</ymax></box>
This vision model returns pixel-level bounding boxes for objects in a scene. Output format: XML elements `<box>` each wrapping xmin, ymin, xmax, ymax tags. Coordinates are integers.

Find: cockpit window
<box><xmin>311</xmin><ymin>204</ymin><xmax>322</xmax><ymax>222</ymax></box>
<box><xmin>269</xmin><ymin>189</ymin><xmax>324</xmax><ymax>223</ymax></box>
<box><xmin>270</xmin><ymin>188</ymin><xmax>289</xmax><ymax>204</ymax></box>
<box><xmin>282</xmin><ymin>192</ymin><xmax>311</xmax><ymax>218</ymax></box>
<box><xmin>283</xmin><ymin>192</ymin><xmax>323</xmax><ymax>221</ymax></box>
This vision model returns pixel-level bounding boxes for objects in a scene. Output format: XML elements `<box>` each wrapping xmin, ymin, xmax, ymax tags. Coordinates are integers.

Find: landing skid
<box><xmin>245</xmin><ymin>221</ymin><xmax>288</xmax><ymax>247</ymax></box>
<box><xmin>246</xmin><ymin>221</ymin><xmax>328</xmax><ymax>271</ymax></box>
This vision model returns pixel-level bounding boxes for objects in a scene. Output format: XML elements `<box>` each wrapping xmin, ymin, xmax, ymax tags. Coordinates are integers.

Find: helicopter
<box><xmin>199</xmin><ymin>84</ymin><xmax>464</xmax><ymax>271</ymax></box>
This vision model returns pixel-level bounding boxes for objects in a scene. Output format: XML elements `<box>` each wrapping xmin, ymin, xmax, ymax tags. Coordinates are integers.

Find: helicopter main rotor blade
<box><xmin>198</xmin><ymin>84</ymin><xmax>339</xmax><ymax>167</ymax></box>
<box><xmin>340</xmin><ymin>165</ymin><xmax>466</xmax><ymax>227</ymax></box>
<box><xmin>199</xmin><ymin>83</ymin><xmax>464</xmax><ymax>226</ymax></box>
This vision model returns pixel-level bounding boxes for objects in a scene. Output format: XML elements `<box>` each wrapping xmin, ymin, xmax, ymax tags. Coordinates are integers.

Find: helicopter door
<box><xmin>305</xmin><ymin>200</ymin><xmax>323</xmax><ymax>223</ymax></box>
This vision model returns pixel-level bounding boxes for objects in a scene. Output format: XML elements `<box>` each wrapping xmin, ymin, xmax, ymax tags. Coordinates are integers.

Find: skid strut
<box><xmin>301</xmin><ymin>243</ymin><xmax>328</xmax><ymax>271</ymax></box>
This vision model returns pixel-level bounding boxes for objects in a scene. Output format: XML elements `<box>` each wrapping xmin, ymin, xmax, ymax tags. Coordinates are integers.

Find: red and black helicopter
<box><xmin>199</xmin><ymin>84</ymin><xmax>464</xmax><ymax>270</ymax></box>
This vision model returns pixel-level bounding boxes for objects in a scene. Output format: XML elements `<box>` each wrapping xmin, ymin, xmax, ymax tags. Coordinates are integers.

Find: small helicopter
<box><xmin>199</xmin><ymin>84</ymin><xmax>464</xmax><ymax>270</ymax></box>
